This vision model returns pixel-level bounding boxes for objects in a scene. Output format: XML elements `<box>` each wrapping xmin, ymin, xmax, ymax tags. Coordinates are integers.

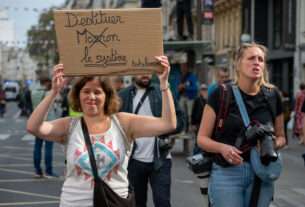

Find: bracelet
<box><xmin>160</xmin><ymin>85</ymin><xmax>169</xmax><ymax>92</ymax></box>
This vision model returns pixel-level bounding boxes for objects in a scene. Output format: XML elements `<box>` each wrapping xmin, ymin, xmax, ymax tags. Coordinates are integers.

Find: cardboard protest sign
<box><xmin>54</xmin><ymin>8</ymin><xmax>164</xmax><ymax>76</ymax></box>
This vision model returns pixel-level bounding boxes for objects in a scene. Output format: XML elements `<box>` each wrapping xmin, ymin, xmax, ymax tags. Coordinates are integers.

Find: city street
<box><xmin>0</xmin><ymin>102</ymin><xmax>304</xmax><ymax>207</ymax></box>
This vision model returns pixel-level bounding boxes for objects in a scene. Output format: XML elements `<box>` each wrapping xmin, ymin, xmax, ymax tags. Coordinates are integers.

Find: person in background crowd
<box><xmin>281</xmin><ymin>91</ymin><xmax>291</xmax><ymax>145</ymax></box>
<box><xmin>207</xmin><ymin>67</ymin><xmax>230</xmax><ymax>97</ymax></box>
<box><xmin>0</xmin><ymin>85</ymin><xmax>6</xmax><ymax>118</ymax></box>
<box><xmin>61</xmin><ymin>84</ymin><xmax>70</xmax><ymax>117</ymax></box>
<box><xmin>191</xmin><ymin>83</ymin><xmax>207</xmax><ymax>154</ymax></box>
<box><xmin>141</xmin><ymin>0</ymin><xmax>161</xmax><ymax>7</ymax></box>
<box><xmin>59</xmin><ymin>77</ymin><xmax>82</xmax><ymax>118</ymax></box>
<box><xmin>112</xmin><ymin>76</ymin><xmax>125</xmax><ymax>92</ymax></box>
<box><xmin>178</xmin><ymin>50</ymin><xmax>198</xmax><ymax>132</ymax></box>
<box><xmin>198</xmin><ymin>43</ymin><xmax>286</xmax><ymax>207</ymax></box>
<box><xmin>18</xmin><ymin>83</ymin><xmax>33</xmax><ymax>117</ymax></box>
<box><xmin>293</xmin><ymin>83</ymin><xmax>305</xmax><ymax>144</ymax></box>
<box><xmin>27</xmin><ymin>56</ymin><xmax>177</xmax><ymax>207</ymax></box>
<box><xmin>119</xmin><ymin>73</ymin><xmax>185</xmax><ymax>207</ymax></box>
<box><xmin>31</xmin><ymin>77</ymin><xmax>58</xmax><ymax>178</ymax></box>
<box><xmin>301</xmin><ymin>99</ymin><xmax>305</xmax><ymax>166</ymax></box>
<box><xmin>176</xmin><ymin>0</ymin><xmax>193</xmax><ymax>40</ymax></box>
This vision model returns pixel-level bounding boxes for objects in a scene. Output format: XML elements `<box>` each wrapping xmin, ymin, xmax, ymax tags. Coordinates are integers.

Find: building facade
<box><xmin>64</xmin><ymin>0</ymin><xmax>127</xmax><ymax>9</ymax></box>
<box><xmin>242</xmin><ymin>0</ymin><xmax>296</xmax><ymax>99</ymax></box>
<box><xmin>0</xmin><ymin>9</ymin><xmax>15</xmax><ymax>47</ymax></box>
<box><xmin>0</xmin><ymin>46</ymin><xmax>37</xmax><ymax>81</ymax></box>
<box><xmin>0</xmin><ymin>9</ymin><xmax>37</xmax><ymax>82</ymax></box>
<box><xmin>213</xmin><ymin>0</ymin><xmax>242</xmax><ymax>79</ymax></box>
<box><xmin>294</xmin><ymin>0</ymin><xmax>305</xmax><ymax>95</ymax></box>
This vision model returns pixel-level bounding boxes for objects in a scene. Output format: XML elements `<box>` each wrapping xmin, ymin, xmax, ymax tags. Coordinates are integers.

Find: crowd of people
<box><xmin>0</xmin><ymin>43</ymin><xmax>303</xmax><ymax>207</ymax></box>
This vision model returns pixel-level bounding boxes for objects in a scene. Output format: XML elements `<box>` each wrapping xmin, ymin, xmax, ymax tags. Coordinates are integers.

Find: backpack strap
<box><xmin>129</xmin><ymin>88</ymin><xmax>151</xmax><ymax>158</ymax></box>
<box><xmin>215</xmin><ymin>83</ymin><xmax>232</xmax><ymax>132</ymax></box>
<box><xmin>261</xmin><ymin>86</ymin><xmax>277</xmax><ymax>122</ymax></box>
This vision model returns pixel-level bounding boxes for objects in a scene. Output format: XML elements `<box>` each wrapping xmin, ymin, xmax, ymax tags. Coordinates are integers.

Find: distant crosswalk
<box><xmin>0</xmin><ymin>133</ymin><xmax>35</xmax><ymax>141</ymax></box>
<box><xmin>292</xmin><ymin>187</ymin><xmax>305</xmax><ymax>196</ymax></box>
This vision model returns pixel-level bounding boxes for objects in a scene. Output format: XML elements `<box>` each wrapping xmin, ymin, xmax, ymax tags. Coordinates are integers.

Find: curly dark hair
<box><xmin>68</xmin><ymin>76</ymin><xmax>121</xmax><ymax>116</ymax></box>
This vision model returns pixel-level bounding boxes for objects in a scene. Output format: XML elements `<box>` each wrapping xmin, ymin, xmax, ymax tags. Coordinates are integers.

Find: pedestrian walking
<box><xmin>300</xmin><ymin>96</ymin><xmax>305</xmax><ymax>165</ymax></box>
<box><xmin>177</xmin><ymin>50</ymin><xmax>198</xmax><ymax>133</ymax></box>
<box><xmin>27</xmin><ymin>55</ymin><xmax>177</xmax><ymax>207</ymax></box>
<box><xmin>31</xmin><ymin>77</ymin><xmax>58</xmax><ymax>178</ymax></box>
<box><xmin>18</xmin><ymin>83</ymin><xmax>33</xmax><ymax>117</ymax></box>
<box><xmin>293</xmin><ymin>83</ymin><xmax>305</xmax><ymax>144</ymax></box>
<box><xmin>118</xmin><ymin>73</ymin><xmax>185</xmax><ymax>207</ymax></box>
<box><xmin>197</xmin><ymin>43</ymin><xmax>286</xmax><ymax>207</ymax></box>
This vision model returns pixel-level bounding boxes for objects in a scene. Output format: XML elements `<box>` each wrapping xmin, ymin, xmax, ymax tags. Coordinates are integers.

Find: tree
<box><xmin>27</xmin><ymin>9</ymin><xmax>59</xmax><ymax>67</ymax></box>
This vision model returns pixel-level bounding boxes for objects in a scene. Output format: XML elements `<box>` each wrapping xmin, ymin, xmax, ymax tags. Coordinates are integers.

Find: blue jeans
<box><xmin>33</xmin><ymin>137</ymin><xmax>54</xmax><ymax>175</ymax></box>
<box><xmin>208</xmin><ymin>162</ymin><xmax>273</xmax><ymax>207</ymax></box>
<box><xmin>128</xmin><ymin>159</ymin><xmax>172</xmax><ymax>207</ymax></box>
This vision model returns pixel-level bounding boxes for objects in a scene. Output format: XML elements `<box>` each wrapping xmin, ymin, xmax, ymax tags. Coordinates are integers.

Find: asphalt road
<box><xmin>0</xmin><ymin>102</ymin><xmax>304</xmax><ymax>207</ymax></box>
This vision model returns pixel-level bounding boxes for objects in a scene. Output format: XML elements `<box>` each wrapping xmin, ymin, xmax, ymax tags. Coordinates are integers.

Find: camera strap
<box><xmin>232</xmin><ymin>85</ymin><xmax>251</xmax><ymax>148</ymax></box>
<box><xmin>231</xmin><ymin>85</ymin><xmax>250</xmax><ymax>127</ymax></box>
<box><xmin>261</xmin><ymin>86</ymin><xmax>276</xmax><ymax>122</ymax></box>
<box><xmin>232</xmin><ymin>85</ymin><xmax>262</xmax><ymax>207</ymax></box>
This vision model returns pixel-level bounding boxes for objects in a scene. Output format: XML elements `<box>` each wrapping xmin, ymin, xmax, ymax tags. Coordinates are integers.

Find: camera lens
<box><xmin>260</xmin><ymin>136</ymin><xmax>278</xmax><ymax>165</ymax></box>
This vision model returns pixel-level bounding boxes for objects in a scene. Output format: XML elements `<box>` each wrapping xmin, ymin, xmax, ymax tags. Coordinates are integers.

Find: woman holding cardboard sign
<box><xmin>27</xmin><ymin>55</ymin><xmax>176</xmax><ymax>207</ymax></box>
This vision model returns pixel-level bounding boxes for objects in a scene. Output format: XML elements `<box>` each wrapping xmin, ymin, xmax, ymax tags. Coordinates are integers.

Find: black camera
<box><xmin>186</xmin><ymin>152</ymin><xmax>213</xmax><ymax>174</ymax></box>
<box><xmin>158</xmin><ymin>137</ymin><xmax>175</xmax><ymax>151</ymax></box>
<box><xmin>245</xmin><ymin>122</ymin><xmax>278</xmax><ymax>165</ymax></box>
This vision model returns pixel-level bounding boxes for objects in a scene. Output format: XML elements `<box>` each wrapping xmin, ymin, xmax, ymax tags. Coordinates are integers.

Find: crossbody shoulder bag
<box><xmin>81</xmin><ymin>117</ymin><xmax>135</xmax><ymax>207</ymax></box>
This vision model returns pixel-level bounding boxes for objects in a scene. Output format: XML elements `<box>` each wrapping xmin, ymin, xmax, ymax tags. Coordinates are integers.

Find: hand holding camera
<box><xmin>245</xmin><ymin>122</ymin><xmax>278</xmax><ymax>165</ymax></box>
<box><xmin>220</xmin><ymin>144</ymin><xmax>243</xmax><ymax>165</ymax></box>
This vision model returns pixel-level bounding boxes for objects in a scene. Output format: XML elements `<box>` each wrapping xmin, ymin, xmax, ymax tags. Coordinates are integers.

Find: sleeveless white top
<box><xmin>60</xmin><ymin>115</ymin><xmax>131</xmax><ymax>207</ymax></box>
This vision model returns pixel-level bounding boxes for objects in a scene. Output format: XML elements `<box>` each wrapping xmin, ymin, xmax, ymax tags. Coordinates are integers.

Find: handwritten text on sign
<box><xmin>54</xmin><ymin>9</ymin><xmax>163</xmax><ymax>76</ymax></box>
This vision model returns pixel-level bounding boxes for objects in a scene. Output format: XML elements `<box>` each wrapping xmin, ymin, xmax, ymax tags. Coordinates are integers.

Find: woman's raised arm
<box><xmin>26</xmin><ymin>64</ymin><xmax>70</xmax><ymax>143</ymax></box>
<box><xmin>118</xmin><ymin>56</ymin><xmax>177</xmax><ymax>140</ymax></box>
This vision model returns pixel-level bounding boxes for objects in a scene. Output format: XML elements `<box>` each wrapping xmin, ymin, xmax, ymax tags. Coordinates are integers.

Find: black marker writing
<box><xmin>81</xmin><ymin>47</ymin><xmax>127</xmax><ymax>67</ymax></box>
<box><xmin>76</xmin><ymin>28</ymin><xmax>120</xmax><ymax>48</ymax></box>
<box><xmin>65</xmin><ymin>11</ymin><xmax>124</xmax><ymax>28</ymax></box>
<box><xmin>132</xmin><ymin>57</ymin><xmax>159</xmax><ymax>68</ymax></box>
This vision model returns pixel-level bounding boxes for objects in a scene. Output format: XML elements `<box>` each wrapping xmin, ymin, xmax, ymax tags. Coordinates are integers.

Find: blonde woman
<box><xmin>197</xmin><ymin>43</ymin><xmax>286</xmax><ymax>207</ymax></box>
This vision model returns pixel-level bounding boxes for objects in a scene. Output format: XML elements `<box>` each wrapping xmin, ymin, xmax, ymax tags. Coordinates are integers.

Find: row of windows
<box><xmin>215</xmin><ymin>0</ymin><xmax>296</xmax><ymax>51</ymax></box>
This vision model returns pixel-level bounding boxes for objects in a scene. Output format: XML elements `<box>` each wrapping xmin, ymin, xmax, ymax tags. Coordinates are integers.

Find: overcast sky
<box><xmin>0</xmin><ymin>0</ymin><xmax>66</xmax><ymax>46</ymax></box>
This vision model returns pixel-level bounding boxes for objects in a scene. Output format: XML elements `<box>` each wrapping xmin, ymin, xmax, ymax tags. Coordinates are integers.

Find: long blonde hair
<box><xmin>233</xmin><ymin>43</ymin><xmax>273</xmax><ymax>88</ymax></box>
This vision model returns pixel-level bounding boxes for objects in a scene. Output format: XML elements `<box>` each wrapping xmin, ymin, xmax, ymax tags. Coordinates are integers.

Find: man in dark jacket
<box><xmin>119</xmin><ymin>74</ymin><xmax>185</xmax><ymax>207</ymax></box>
